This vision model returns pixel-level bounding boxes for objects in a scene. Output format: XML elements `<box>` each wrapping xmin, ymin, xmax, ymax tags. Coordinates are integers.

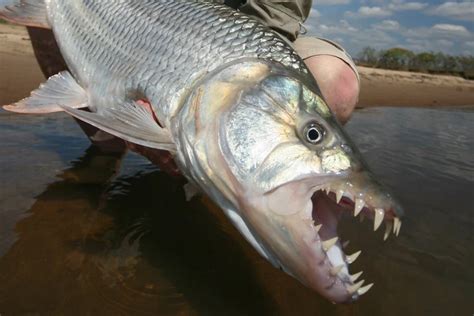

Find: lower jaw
<box><xmin>295</xmin><ymin>190</ymin><xmax>373</xmax><ymax>301</ymax></box>
<box><xmin>312</xmin><ymin>191</ymin><xmax>344</xmax><ymax>242</ymax></box>
<box><xmin>311</xmin><ymin>192</ymin><xmax>353</xmax><ymax>283</ymax></box>
<box><xmin>245</xmin><ymin>181</ymin><xmax>401</xmax><ymax>301</ymax></box>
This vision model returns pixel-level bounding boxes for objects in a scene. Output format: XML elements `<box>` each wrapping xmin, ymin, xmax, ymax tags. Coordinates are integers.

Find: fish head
<box><xmin>174</xmin><ymin>60</ymin><xmax>403</xmax><ymax>303</ymax></box>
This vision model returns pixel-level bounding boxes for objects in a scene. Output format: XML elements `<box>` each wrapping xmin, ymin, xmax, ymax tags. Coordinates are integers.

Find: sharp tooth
<box><xmin>324</xmin><ymin>187</ymin><xmax>331</xmax><ymax>195</ymax></box>
<box><xmin>392</xmin><ymin>218</ymin><xmax>402</xmax><ymax>236</ymax></box>
<box><xmin>322</xmin><ymin>237</ymin><xmax>338</xmax><ymax>251</ymax></box>
<box><xmin>330</xmin><ymin>264</ymin><xmax>345</xmax><ymax>276</ymax></box>
<box><xmin>357</xmin><ymin>283</ymin><xmax>374</xmax><ymax>296</ymax></box>
<box><xmin>347</xmin><ymin>280</ymin><xmax>365</xmax><ymax>294</ymax></box>
<box><xmin>395</xmin><ymin>220</ymin><xmax>402</xmax><ymax>236</ymax></box>
<box><xmin>336</xmin><ymin>190</ymin><xmax>343</xmax><ymax>203</ymax></box>
<box><xmin>373</xmin><ymin>208</ymin><xmax>385</xmax><ymax>231</ymax></box>
<box><xmin>346</xmin><ymin>250</ymin><xmax>361</xmax><ymax>264</ymax></box>
<box><xmin>342</xmin><ymin>240</ymin><xmax>350</xmax><ymax>248</ymax></box>
<box><xmin>384</xmin><ymin>221</ymin><xmax>393</xmax><ymax>241</ymax></box>
<box><xmin>344</xmin><ymin>191</ymin><xmax>354</xmax><ymax>201</ymax></box>
<box><xmin>315</xmin><ymin>224</ymin><xmax>322</xmax><ymax>233</ymax></box>
<box><xmin>350</xmin><ymin>271</ymin><xmax>363</xmax><ymax>282</ymax></box>
<box><xmin>393</xmin><ymin>217</ymin><xmax>401</xmax><ymax>234</ymax></box>
<box><xmin>354</xmin><ymin>199</ymin><xmax>364</xmax><ymax>216</ymax></box>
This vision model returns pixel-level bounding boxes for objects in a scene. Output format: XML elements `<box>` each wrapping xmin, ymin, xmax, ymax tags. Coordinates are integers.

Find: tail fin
<box><xmin>0</xmin><ymin>0</ymin><xmax>50</xmax><ymax>29</ymax></box>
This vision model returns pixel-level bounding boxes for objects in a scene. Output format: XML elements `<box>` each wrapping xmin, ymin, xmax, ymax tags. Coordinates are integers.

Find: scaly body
<box><xmin>46</xmin><ymin>0</ymin><xmax>310</xmax><ymax>125</ymax></box>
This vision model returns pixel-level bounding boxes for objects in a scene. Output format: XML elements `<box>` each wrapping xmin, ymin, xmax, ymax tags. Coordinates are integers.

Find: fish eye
<box><xmin>305</xmin><ymin>123</ymin><xmax>325</xmax><ymax>144</ymax></box>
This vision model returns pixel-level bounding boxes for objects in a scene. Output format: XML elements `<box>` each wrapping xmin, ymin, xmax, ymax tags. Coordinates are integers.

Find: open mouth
<box><xmin>290</xmin><ymin>179</ymin><xmax>403</xmax><ymax>302</ymax></box>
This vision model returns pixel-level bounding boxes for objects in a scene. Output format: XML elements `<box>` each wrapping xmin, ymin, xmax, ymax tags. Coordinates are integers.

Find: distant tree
<box><xmin>355</xmin><ymin>46</ymin><xmax>474</xmax><ymax>79</ymax></box>
<box><xmin>411</xmin><ymin>52</ymin><xmax>436</xmax><ymax>72</ymax></box>
<box><xmin>457</xmin><ymin>55</ymin><xmax>474</xmax><ymax>78</ymax></box>
<box><xmin>439</xmin><ymin>54</ymin><xmax>460</xmax><ymax>73</ymax></box>
<box><xmin>457</xmin><ymin>56</ymin><xmax>474</xmax><ymax>71</ymax></box>
<box><xmin>357</xmin><ymin>46</ymin><xmax>379</xmax><ymax>66</ymax></box>
<box><xmin>378</xmin><ymin>48</ymin><xmax>415</xmax><ymax>70</ymax></box>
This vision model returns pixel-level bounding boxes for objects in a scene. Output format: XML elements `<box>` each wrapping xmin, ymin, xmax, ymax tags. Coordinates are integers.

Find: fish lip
<box><xmin>253</xmin><ymin>172</ymin><xmax>403</xmax><ymax>303</ymax></box>
<box><xmin>262</xmin><ymin>172</ymin><xmax>349</xmax><ymax>197</ymax></box>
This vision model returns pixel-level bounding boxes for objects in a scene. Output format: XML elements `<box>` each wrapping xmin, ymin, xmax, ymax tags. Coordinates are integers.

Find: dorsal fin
<box><xmin>0</xmin><ymin>0</ymin><xmax>50</xmax><ymax>29</ymax></box>
<box><xmin>61</xmin><ymin>101</ymin><xmax>177</xmax><ymax>153</ymax></box>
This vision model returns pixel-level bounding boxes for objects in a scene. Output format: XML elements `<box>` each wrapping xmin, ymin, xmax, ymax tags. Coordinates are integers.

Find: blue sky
<box><xmin>305</xmin><ymin>1</ymin><xmax>474</xmax><ymax>56</ymax></box>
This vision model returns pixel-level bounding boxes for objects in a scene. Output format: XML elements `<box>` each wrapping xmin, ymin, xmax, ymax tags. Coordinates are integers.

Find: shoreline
<box><xmin>357</xmin><ymin>66</ymin><xmax>474</xmax><ymax>107</ymax></box>
<box><xmin>1</xmin><ymin>24</ymin><xmax>473</xmax><ymax>108</ymax></box>
<box><xmin>0</xmin><ymin>24</ymin><xmax>45</xmax><ymax>106</ymax></box>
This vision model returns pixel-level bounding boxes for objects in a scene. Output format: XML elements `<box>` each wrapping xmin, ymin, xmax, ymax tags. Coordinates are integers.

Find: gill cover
<box><xmin>172</xmin><ymin>59</ymin><xmax>353</xmax><ymax>265</ymax></box>
<box><xmin>173</xmin><ymin>58</ymin><xmax>341</xmax><ymax>205</ymax></box>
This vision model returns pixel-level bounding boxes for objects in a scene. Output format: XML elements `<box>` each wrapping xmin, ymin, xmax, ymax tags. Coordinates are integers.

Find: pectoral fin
<box><xmin>0</xmin><ymin>0</ymin><xmax>50</xmax><ymax>29</ymax></box>
<box><xmin>61</xmin><ymin>101</ymin><xmax>177</xmax><ymax>153</ymax></box>
<box><xmin>3</xmin><ymin>71</ymin><xmax>88</xmax><ymax>113</ymax></box>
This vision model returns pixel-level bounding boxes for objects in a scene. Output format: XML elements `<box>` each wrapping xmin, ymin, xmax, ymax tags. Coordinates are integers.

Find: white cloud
<box><xmin>388</xmin><ymin>1</ymin><xmax>428</xmax><ymax>11</ymax></box>
<box><xmin>403</xmin><ymin>23</ymin><xmax>471</xmax><ymax>41</ymax></box>
<box><xmin>317</xmin><ymin>22</ymin><xmax>358</xmax><ymax>35</ymax></box>
<box><xmin>305</xmin><ymin>9</ymin><xmax>321</xmax><ymax>33</ymax></box>
<box><xmin>359</xmin><ymin>6</ymin><xmax>392</xmax><ymax>17</ymax></box>
<box><xmin>340</xmin><ymin>19</ymin><xmax>358</xmax><ymax>32</ymax></box>
<box><xmin>347</xmin><ymin>29</ymin><xmax>397</xmax><ymax>51</ymax></box>
<box><xmin>432</xmin><ymin>23</ymin><xmax>470</xmax><ymax>36</ymax></box>
<box><xmin>398</xmin><ymin>23</ymin><xmax>471</xmax><ymax>53</ymax></box>
<box><xmin>307</xmin><ymin>19</ymin><xmax>396</xmax><ymax>54</ymax></box>
<box><xmin>359</xmin><ymin>0</ymin><xmax>385</xmax><ymax>4</ymax></box>
<box><xmin>345</xmin><ymin>6</ymin><xmax>392</xmax><ymax>18</ymax></box>
<box><xmin>374</xmin><ymin>19</ymin><xmax>400</xmax><ymax>31</ymax></box>
<box><xmin>305</xmin><ymin>2</ymin><xmax>473</xmax><ymax>55</ymax></box>
<box><xmin>404</xmin><ymin>38</ymin><xmax>455</xmax><ymax>52</ymax></box>
<box><xmin>404</xmin><ymin>38</ymin><xmax>436</xmax><ymax>52</ymax></box>
<box><xmin>436</xmin><ymin>39</ymin><xmax>454</xmax><ymax>48</ymax></box>
<box><xmin>427</xmin><ymin>2</ymin><xmax>474</xmax><ymax>21</ymax></box>
<box><xmin>317</xmin><ymin>0</ymin><xmax>351</xmax><ymax>4</ymax></box>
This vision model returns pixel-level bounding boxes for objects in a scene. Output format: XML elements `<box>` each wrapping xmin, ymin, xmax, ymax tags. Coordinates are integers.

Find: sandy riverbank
<box><xmin>0</xmin><ymin>24</ymin><xmax>45</xmax><ymax>106</ymax></box>
<box><xmin>1</xmin><ymin>24</ymin><xmax>473</xmax><ymax>107</ymax></box>
<box><xmin>357</xmin><ymin>66</ymin><xmax>474</xmax><ymax>107</ymax></box>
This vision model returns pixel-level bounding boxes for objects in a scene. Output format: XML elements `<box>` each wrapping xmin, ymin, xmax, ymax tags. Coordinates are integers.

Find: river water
<box><xmin>0</xmin><ymin>106</ymin><xmax>472</xmax><ymax>315</ymax></box>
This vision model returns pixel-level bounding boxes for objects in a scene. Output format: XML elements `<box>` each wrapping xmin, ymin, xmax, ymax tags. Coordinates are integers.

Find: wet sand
<box><xmin>1</xmin><ymin>24</ymin><xmax>473</xmax><ymax>107</ymax></box>
<box><xmin>358</xmin><ymin>66</ymin><xmax>474</xmax><ymax>107</ymax></box>
<box><xmin>0</xmin><ymin>24</ymin><xmax>45</xmax><ymax>105</ymax></box>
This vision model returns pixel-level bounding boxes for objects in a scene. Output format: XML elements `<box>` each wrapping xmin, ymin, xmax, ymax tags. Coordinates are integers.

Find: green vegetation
<box><xmin>356</xmin><ymin>46</ymin><xmax>474</xmax><ymax>80</ymax></box>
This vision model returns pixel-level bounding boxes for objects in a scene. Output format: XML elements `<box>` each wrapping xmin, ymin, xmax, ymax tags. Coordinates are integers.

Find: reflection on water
<box><xmin>0</xmin><ymin>107</ymin><xmax>473</xmax><ymax>315</ymax></box>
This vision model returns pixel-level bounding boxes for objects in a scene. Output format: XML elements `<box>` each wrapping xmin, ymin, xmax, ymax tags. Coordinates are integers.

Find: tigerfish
<box><xmin>1</xmin><ymin>0</ymin><xmax>403</xmax><ymax>303</ymax></box>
